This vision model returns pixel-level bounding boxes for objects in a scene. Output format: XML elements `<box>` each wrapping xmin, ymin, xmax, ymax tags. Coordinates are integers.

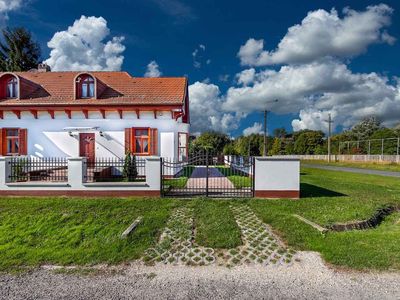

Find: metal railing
<box><xmin>8</xmin><ymin>157</ymin><xmax>68</xmax><ymax>182</ymax></box>
<box><xmin>84</xmin><ymin>157</ymin><xmax>146</xmax><ymax>183</ymax></box>
<box><xmin>339</xmin><ymin>137</ymin><xmax>400</xmax><ymax>155</ymax></box>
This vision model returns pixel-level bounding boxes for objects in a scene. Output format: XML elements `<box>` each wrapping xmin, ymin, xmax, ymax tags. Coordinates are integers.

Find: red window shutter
<box><xmin>150</xmin><ymin>128</ymin><xmax>158</xmax><ymax>155</ymax></box>
<box><xmin>19</xmin><ymin>128</ymin><xmax>28</xmax><ymax>155</ymax></box>
<box><xmin>0</xmin><ymin>128</ymin><xmax>3</xmax><ymax>156</ymax></box>
<box><xmin>124</xmin><ymin>128</ymin><xmax>132</xmax><ymax>154</ymax></box>
<box><xmin>1</xmin><ymin>128</ymin><xmax>6</xmax><ymax>155</ymax></box>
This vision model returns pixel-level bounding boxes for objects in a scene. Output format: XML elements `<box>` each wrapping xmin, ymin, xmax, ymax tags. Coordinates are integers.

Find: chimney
<box><xmin>38</xmin><ymin>63</ymin><xmax>51</xmax><ymax>72</ymax></box>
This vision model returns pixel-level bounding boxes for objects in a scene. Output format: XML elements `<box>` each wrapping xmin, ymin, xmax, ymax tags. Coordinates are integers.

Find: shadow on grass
<box><xmin>300</xmin><ymin>183</ymin><xmax>347</xmax><ymax>198</ymax></box>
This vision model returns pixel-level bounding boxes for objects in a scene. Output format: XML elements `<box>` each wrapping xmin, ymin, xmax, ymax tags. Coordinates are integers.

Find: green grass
<box><xmin>302</xmin><ymin>159</ymin><xmax>400</xmax><ymax>172</ymax></box>
<box><xmin>163</xmin><ymin>166</ymin><xmax>195</xmax><ymax>189</ymax></box>
<box><xmin>0</xmin><ymin>197</ymin><xmax>178</xmax><ymax>272</ymax></box>
<box><xmin>1</xmin><ymin>168</ymin><xmax>400</xmax><ymax>271</ymax></box>
<box><xmin>215</xmin><ymin>166</ymin><xmax>252</xmax><ymax>188</ymax></box>
<box><xmin>193</xmin><ymin>198</ymin><xmax>242</xmax><ymax>249</ymax></box>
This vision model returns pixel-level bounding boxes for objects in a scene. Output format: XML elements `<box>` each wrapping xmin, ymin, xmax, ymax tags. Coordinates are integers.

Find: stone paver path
<box><xmin>143</xmin><ymin>204</ymin><xmax>296</xmax><ymax>267</ymax></box>
<box><xmin>185</xmin><ymin>166</ymin><xmax>234</xmax><ymax>190</ymax></box>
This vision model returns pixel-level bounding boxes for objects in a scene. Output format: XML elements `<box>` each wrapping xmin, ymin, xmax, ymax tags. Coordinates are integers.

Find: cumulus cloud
<box><xmin>0</xmin><ymin>0</ymin><xmax>22</xmax><ymax>21</ymax></box>
<box><xmin>45</xmin><ymin>16</ymin><xmax>126</xmax><ymax>71</ymax></box>
<box><xmin>243</xmin><ymin>122</ymin><xmax>263</xmax><ymax>136</ymax></box>
<box><xmin>223</xmin><ymin>59</ymin><xmax>400</xmax><ymax>132</ymax></box>
<box><xmin>236</xmin><ymin>68</ymin><xmax>256</xmax><ymax>86</ymax></box>
<box><xmin>144</xmin><ymin>60</ymin><xmax>162</xmax><ymax>77</ymax></box>
<box><xmin>188</xmin><ymin>81</ymin><xmax>242</xmax><ymax>133</ymax></box>
<box><xmin>238</xmin><ymin>4</ymin><xmax>394</xmax><ymax>66</ymax></box>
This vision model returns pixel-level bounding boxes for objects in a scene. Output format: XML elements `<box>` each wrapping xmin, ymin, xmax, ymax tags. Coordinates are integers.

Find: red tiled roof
<box><xmin>0</xmin><ymin>71</ymin><xmax>187</xmax><ymax>107</ymax></box>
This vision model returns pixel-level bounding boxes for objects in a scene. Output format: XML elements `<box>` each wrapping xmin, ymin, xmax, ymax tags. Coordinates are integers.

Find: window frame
<box><xmin>4</xmin><ymin>128</ymin><xmax>20</xmax><ymax>156</ymax></box>
<box><xmin>76</xmin><ymin>75</ymin><xmax>95</xmax><ymax>99</ymax></box>
<box><xmin>132</xmin><ymin>127</ymin><xmax>151</xmax><ymax>155</ymax></box>
<box><xmin>178</xmin><ymin>132</ymin><xmax>188</xmax><ymax>161</ymax></box>
<box><xmin>6</xmin><ymin>77</ymin><xmax>18</xmax><ymax>99</ymax></box>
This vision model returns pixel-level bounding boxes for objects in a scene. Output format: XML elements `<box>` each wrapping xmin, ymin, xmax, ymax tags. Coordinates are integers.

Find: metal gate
<box><xmin>161</xmin><ymin>152</ymin><xmax>254</xmax><ymax>198</ymax></box>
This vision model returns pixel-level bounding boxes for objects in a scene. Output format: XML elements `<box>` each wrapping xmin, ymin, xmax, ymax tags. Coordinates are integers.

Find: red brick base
<box><xmin>0</xmin><ymin>190</ymin><xmax>161</xmax><ymax>197</ymax></box>
<box><xmin>255</xmin><ymin>190</ymin><xmax>300</xmax><ymax>199</ymax></box>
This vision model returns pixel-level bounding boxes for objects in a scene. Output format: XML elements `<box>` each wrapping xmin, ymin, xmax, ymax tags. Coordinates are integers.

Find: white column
<box><xmin>0</xmin><ymin>157</ymin><xmax>7</xmax><ymax>188</ymax></box>
<box><xmin>254</xmin><ymin>157</ymin><xmax>300</xmax><ymax>199</ymax></box>
<box><xmin>68</xmin><ymin>157</ymin><xmax>86</xmax><ymax>189</ymax></box>
<box><xmin>145</xmin><ymin>156</ymin><xmax>161</xmax><ymax>191</ymax></box>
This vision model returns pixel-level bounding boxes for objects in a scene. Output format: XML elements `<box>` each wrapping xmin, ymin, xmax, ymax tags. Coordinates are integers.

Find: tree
<box><xmin>293</xmin><ymin>130</ymin><xmax>325</xmax><ymax>154</ymax></box>
<box><xmin>350</xmin><ymin>116</ymin><xmax>381</xmax><ymax>140</ymax></box>
<box><xmin>273</xmin><ymin>127</ymin><xmax>287</xmax><ymax>138</ymax></box>
<box><xmin>270</xmin><ymin>138</ymin><xmax>283</xmax><ymax>155</ymax></box>
<box><xmin>0</xmin><ymin>27</ymin><xmax>41</xmax><ymax>72</ymax></box>
<box><xmin>190</xmin><ymin>131</ymin><xmax>231</xmax><ymax>154</ymax></box>
<box><xmin>123</xmin><ymin>152</ymin><xmax>138</xmax><ymax>182</ymax></box>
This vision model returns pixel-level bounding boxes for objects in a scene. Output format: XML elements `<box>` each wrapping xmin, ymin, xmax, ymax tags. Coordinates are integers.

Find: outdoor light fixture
<box><xmin>99</xmin><ymin>131</ymin><xmax>104</xmax><ymax>137</ymax></box>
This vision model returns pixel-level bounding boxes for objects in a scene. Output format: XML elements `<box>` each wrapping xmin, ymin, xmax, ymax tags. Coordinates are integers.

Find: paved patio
<box><xmin>185</xmin><ymin>166</ymin><xmax>235</xmax><ymax>190</ymax></box>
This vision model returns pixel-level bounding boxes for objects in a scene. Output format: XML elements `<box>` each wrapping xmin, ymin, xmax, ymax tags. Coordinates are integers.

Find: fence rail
<box><xmin>339</xmin><ymin>137</ymin><xmax>400</xmax><ymax>155</ymax></box>
<box><xmin>273</xmin><ymin>154</ymin><xmax>400</xmax><ymax>163</ymax></box>
<box><xmin>8</xmin><ymin>157</ymin><xmax>68</xmax><ymax>182</ymax></box>
<box><xmin>84</xmin><ymin>157</ymin><xmax>146</xmax><ymax>183</ymax></box>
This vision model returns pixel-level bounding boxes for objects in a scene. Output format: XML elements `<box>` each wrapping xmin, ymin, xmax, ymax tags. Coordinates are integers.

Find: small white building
<box><xmin>0</xmin><ymin>66</ymin><xmax>190</xmax><ymax>161</ymax></box>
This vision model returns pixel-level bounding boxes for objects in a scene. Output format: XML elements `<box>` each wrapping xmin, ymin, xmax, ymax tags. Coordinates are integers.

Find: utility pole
<box><xmin>262</xmin><ymin>99</ymin><xmax>278</xmax><ymax>157</ymax></box>
<box><xmin>327</xmin><ymin>114</ymin><xmax>333</xmax><ymax>162</ymax></box>
<box><xmin>263</xmin><ymin>110</ymin><xmax>267</xmax><ymax>156</ymax></box>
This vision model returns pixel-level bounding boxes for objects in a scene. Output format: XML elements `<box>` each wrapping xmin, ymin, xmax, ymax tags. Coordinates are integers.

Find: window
<box><xmin>178</xmin><ymin>132</ymin><xmax>188</xmax><ymax>161</ymax></box>
<box><xmin>5</xmin><ymin>129</ymin><xmax>19</xmax><ymax>155</ymax></box>
<box><xmin>76</xmin><ymin>75</ymin><xmax>95</xmax><ymax>98</ymax></box>
<box><xmin>6</xmin><ymin>77</ymin><xmax>18</xmax><ymax>98</ymax></box>
<box><xmin>133</xmin><ymin>128</ymin><xmax>150</xmax><ymax>155</ymax></box>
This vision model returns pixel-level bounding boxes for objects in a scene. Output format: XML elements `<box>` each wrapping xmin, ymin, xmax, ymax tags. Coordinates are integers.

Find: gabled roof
<box><xmin>0</xmin><ymin>71</ymin><xmax>187</xmax><ymax>107</ymax></box>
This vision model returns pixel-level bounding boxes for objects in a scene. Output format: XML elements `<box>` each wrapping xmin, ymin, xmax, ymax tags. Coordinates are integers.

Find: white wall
<box><xmin>255</xmin><ymin>157</ymin><xmax>300</xmax><ymax>191</ymax></box>
<box><xmin>0</xmin><ymin>111</ymin><xmax>189</xmax><ymax>159</ymax></box>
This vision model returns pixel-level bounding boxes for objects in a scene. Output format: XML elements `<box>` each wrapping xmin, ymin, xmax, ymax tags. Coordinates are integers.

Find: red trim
<box><xmin>12</xmin><ymin>110</ymin><xmax>21</xmax><ymax>119</ymax></box>
<box><xmin>131</xmin><ymin>127</ymin><xmax>151</xmax><ymax>155</ymax></box>
<box><xmin>83</xmin><ymin>109</ymin><xmax>89</xmax><ymax>119</ymax></box>
<box><xmin>0</xmin><ymin>190</ymin><xmax>161</xmax><ymax>197</ymax></box>
<box><xmin>255</xmin><ymin>190</ymin><xmax>300</xmax><ymax>199</ymax></box>
<box><xmin>48</xmin><ymin>110</ymin><xmax>55</xmax><ymax>119</ymax></box>
<box><xmin>29</xmin><ymin>110</ymin><xmax>38</xmax><ymax>119</ymax></box>
<box><xmin>153</xmin><ymin>110</ymin><xmax>157</xmax><ymax>119</ymax></box>
<box><xmin>100</xmin><ymin>109</ymin><xmax>106</xmax><ymax>119</ymax></box>
<box><xmin>65</xmin><ymin>109</ymin><xmax>72</xmax><ymax>119</ymax></box>
<box><xmin>0</xmin><ymin>111</ymin><xmax>3</xmax><ymax>119</ymax></box>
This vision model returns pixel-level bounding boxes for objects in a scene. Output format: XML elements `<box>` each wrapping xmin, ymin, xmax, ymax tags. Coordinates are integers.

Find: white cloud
<box><xmin>0</xmin><ymin>0</ymin><xmax>21</xmax><ymax>21</ymax></box>
<box><xmin>238</xmin><ymin>4</ymin><xmax>394</xmax><ymax>66</ymax></box>
<box><xmin>192</xmin><ymin>44</ymin><xmax>210</xmax><ymax>68</ymax></box>
<box><xmin>188</xmin><ymin>81</ymin><xmax>241</xmax><ymax>133</ymax></box>
<box><xmin>236</xmin><ymin>68</ymin><xmax>256</xmax><ymax>86</ymax></box>
<box><xmin>144</xmin><ymin>60</ymin><xmax>162</xmax><ymax>77</ymax></box>
<box><xmin>243</xmin><ymin>122</ymin><xmax>263</xmax><ymax>136</ymax></box>
<box><xmin>218</xmin><ymin>74</ymin><xmax>230</xmax><ymax>82</ymax></box>
<box><xmin>45</xmin><ymin>16</ymin><xmax>126</xmax><ymax>71</ymax></box>
<box><xmin>223</xmin><ymin>59</ymin><xmax>400</xmax><ymax>131</ymax></box>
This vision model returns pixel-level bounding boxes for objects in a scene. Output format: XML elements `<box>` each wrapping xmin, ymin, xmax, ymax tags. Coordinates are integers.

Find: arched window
<box><xmin>6</xmin><ymin>77</ymin><xmax>18</xmax><ymax>98</ymax></box>
<box><xmin>76</xmin><ymin>75</ymin><xmax>95</xmax><ymax>98</ymax></box>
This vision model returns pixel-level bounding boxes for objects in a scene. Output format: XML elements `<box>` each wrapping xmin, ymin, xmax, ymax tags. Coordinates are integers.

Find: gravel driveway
<box><xmin>1</xmin><ymin>252</ymin><xmax>400</xmax><ymax>300</ymax></box>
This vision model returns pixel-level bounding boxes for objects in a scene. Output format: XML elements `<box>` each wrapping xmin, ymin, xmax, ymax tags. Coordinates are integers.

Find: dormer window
<box><xmin>6</xmin><ymin>77</ymin><xmax>18</xmax><ymax>98</ymax></box>
<box><xmin>76</xmin><ymin>75</ymin><xmax>95</xmax><ymax>99</ymax></box>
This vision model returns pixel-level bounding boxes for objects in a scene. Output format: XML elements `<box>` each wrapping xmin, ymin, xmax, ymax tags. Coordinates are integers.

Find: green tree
<box><xmin>293</xmin><ymin>130</ymin><xmax>325</xmax><ymax>154</ymax></box>
<box><xmin>273</xmin><ymin>127</ymin><xmax>287</xmax><ymax>138</ymax></box>
<box><xmin>123</xmin><ymin>152</ymin><xmax>138</xmax><ymax>182</ymax></box>
<box><xmin>0</xmin><ymin>27</ymin><xmax>41</xmax><ymax>72</ymax></box>
<box><xmin>350</xmin><ymin>116</ymin><xmax>381</xmax><ymax>140</ymax></box>
<box><xmin>190</xmin><ymin>131</ymin><xmax>231</xmax><ymax>154</ymax></box>
<box><xmin>223</xmin><ymin>143</ymin><xmax>237</xmax><ymax>155</ymax></box>
<box><xmin>270</xmin><ymin>138</ymin><xmax>283</xmax><ymax>155</ymax></box>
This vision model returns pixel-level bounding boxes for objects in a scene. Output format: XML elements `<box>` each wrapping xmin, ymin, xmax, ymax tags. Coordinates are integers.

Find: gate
<box><xmin>161</xmin><ymin>152</ymin><xmax>255</xmax><ymax>198</ymax></box>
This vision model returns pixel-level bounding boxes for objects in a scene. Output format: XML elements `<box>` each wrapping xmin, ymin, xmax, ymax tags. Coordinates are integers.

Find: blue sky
<box><xmin>4</xmin><ymin>0</ymin><xmax>400</xmax><ymax>136</ymax></box>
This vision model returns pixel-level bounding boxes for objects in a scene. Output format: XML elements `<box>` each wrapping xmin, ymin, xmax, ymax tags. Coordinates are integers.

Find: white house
<box><xmin>0</xmin><ymin>64</ymin><xmax>190</xmax><ymax>162</ymax></box>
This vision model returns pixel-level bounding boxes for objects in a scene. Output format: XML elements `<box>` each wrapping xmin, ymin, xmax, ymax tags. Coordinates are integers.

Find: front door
<box><xmin>79</xmin><ymin>133</ymin><xmax>95</xmax><ymax>165</ymax></box>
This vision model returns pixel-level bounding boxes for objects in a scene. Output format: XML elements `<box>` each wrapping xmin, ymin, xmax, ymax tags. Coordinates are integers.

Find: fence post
<box><xmin>67</xmin><ymin>157</ymin><xmax>86</xmax><ymax>189</ymax></box>
<box><xmin>381</xmin><ymin>139</ymin><xmax>384</xmax><ymax>156</ymax></box>
<box><xmin>145</xmin><ymin>157</ymin><xmax>161</xmax><ymax>194</ymax></box>
<box><xmin>0</xmin><ymin>157</ymin><xmax>11</xmax><ymax>188</ymax></box>
<box><xmin>397</xmin><ymin>138</ymin><xmax>399</xmax><ymax>156</ymax></box>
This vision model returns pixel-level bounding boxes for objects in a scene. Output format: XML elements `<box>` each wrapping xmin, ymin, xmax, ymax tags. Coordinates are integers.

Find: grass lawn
<box><xmin>216</xmin><ymin>166</ymin><xmax>252</xmax><ymax>188</ymax></box>
<box><xmin>1</xmin><ymin>168</ymin><xmax>400</xmax><ymax>271</ymax></box>
<box><xmin>163</xmin><ymin>166</ymin><xmax>195</xmax><ymax>188</ymax></box>
<box><xmin>302</xmin><ymin>159</ymin><xmax>400</xmax><ymax>172</ymax></box>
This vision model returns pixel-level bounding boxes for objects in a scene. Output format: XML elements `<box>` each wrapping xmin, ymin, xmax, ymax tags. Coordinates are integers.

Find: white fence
<box><xmin>272</xmin><ymin>154</ymin><xmax>400</xmax><ymax>163</ymax></box>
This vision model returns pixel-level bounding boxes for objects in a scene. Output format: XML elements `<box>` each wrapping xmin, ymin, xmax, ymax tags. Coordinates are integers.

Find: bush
<box><xmin>123</xmin><ymin>152</ymin><xmax>138</xmax><ymax>181</ymax></box>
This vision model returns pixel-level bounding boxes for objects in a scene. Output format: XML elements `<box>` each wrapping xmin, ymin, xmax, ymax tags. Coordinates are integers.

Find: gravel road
<box><xmin>1</xmin><ymin>252</ymin><xmax>399</xmax><ymax>300</ymax></box>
